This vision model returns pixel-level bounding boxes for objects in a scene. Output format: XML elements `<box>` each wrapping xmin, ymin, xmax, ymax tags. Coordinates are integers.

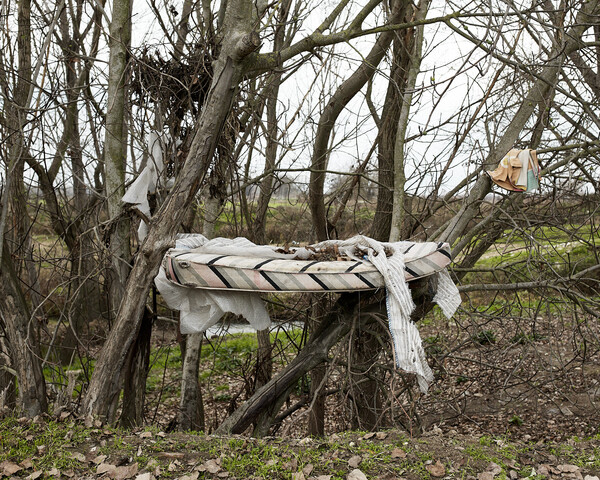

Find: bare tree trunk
<box><xmin>307</xmin><ymin>294</ymin><xmax>327</xmax><ymax>436</ymax></box>
<box><xmin>178</xmin><ymin>332</ymin><xmax>205</xmax><ymax>431</ymax></box>
<box><xmin>0</xmin><ymin>248</ymin><xmax>47</xmax><ymax>416</ymax></box>
<box><xmin>120</xmin><ymin>307</ymin><xmax>152</xmax><ymax>427</ymax></box>
<box><xmin>104</xmin><ymin>0</ymin><xmax>132</xmax><ymax>321</ymax></box>
<box><xmin>81</xmin><ymin>0</ymin><xmax>266</xmax><ymax>412</ymax></box>
<box><xmin>308</xmin><ymin>23</ymin><xmax>398</xmax><ymax>241</ymax></box>
<box><xmin>0</xmin><ymin>0</ymin><xmax>47</xmax><ymax>418</ymax></box>
<box><xmin>255</xmin><ymin>328</ymin><xmax>272</xmax><ymax>390</ymax></box>
<box><xmin>0</xmin><ymin>334</ymin><xmax>17</xmax><ymax>409</ymax></box>
<box><xmin>389</xmin><ymin>0</ymin><xmax>429</xmax><ymax>242</ymax></box>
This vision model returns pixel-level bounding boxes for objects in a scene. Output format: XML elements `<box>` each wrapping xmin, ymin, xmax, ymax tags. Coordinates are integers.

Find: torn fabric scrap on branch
<box><xmin>487</xmin><ymin>149</ymin><xmax>541</xmax><ymax>192</ymax></box>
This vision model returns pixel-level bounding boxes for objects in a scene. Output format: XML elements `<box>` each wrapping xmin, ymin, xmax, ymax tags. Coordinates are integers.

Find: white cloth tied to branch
<box><xmin>122</xmin><ymin>132</ymin><xmax>165</xmax><ymax>241</ymax></box>
<box><xmin>154</xmin><ymin>234</ymin><xmax>461</xmax><ymax>393</ymax></box>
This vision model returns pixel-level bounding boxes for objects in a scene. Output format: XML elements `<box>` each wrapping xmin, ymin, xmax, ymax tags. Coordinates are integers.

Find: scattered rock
<box><xmin>347</xmin><ymin>469</ymin><xmax>368</xmax><ymax>480</ymax></box>
<box><xmin>426</xmin><ymin>460</ymin><xmax>446</xmax><ymax>478</ymax></box>
<box><xmin>362</xmin><ymin>433</ymin><xmax>376</xmax><ymax>440</ymax></box>
<box><xmin>292</xmin><ymin>473</ymin><xmax>306</xmax><ymax>480</ymax></box>
<box><xmin>348</xmin><ymin>455</ymin><xmax>362</xmax><ymax>469</ymax></box>
<box><xmin>584</xmin><ymin>476</ymin><xmax>600</xmax><ymax>480</ymax></box>
<box><xmin>375</xmin><ymin>432</ymin><xmax>388</xmax><ymax>440</ymax></box>
<box><xmin>139</xmin><ymin>432</ymin><xmax>153</xmax><ymax>439</ymax></box>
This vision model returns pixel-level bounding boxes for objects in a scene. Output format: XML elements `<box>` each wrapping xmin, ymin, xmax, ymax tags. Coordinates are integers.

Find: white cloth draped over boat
<box><xmin>155</xmin><ymin>234</ymin><xmax>461</xmax><ymax>393</ymax></box>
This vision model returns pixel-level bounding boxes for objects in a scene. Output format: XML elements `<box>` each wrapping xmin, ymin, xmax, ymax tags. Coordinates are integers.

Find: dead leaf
<box><xmin>63</xmin><ymin>470</ymin><xmax>75</xmax><ymax>478</ymax></box>
<box><xmin>375</xmin><ymin>432</ymin><xmax>388</xmax><ymax>440</ymax></box>
<box><xmin>559</xmin><ymin>465</ymin><xmax>580</xmax><ymax>473</ymax></box>
<box><xmin>158</xmin><ymin>452</ymin><xmax>185</xmax><ymax>460</ymax></box>
<box><xmin>302</xmin><ymin>463</ymin><xmax>314</xmax><ymax>476</ymax></box>
<box><xmin>47</xmin><ymin>467</ymin><xmax>61</xmax><ymax>477</ymax></box>
<box><xmin>179</xmin><ymin>473</ymin><xmax>199</xmax><ymax>480</ymax></box>
<box><xmin>311</xmin><ymin>476</ymin><xmax>331</xmax><ymax>480</ymax></box>
<box><xmin>97</xmin><ymin>463</ymin><xmax>117</xmax><ymax>475</ymax></box>
<box><xmin>217</xmin><ymin>473</ymin><xmax>229</xmax><ymax>479</ymax></box>
<box><xmin>1</xmin><ymin>461</ymin><xmax>23</xmax><ymax>475</ymax></box>
<box><xmin>205</xmin><ymin>459</ymin><xmax>221</xmax><ymax>474</ymax></box>
<box><xmin>139</xmin><ymin>432</ymin><xmax>153</xmax><ymax>439</ymax></box>
<box><xmin>391</xmin><ymin>448</ymin><xmax>406</xmax><ymax>459</ymax></box>
<box><xmin>265</xmin><ymin>459</ymin><xmax>277</xmax><ymax>467</ymax></box>
<box><xmin>488</xmin><ymin>463</ymin><xmax>502</xmax><ymax>476</ymax></box>
<box><xmin>292</xmin><ymin>473</ymin><xmax>305</xmax><ymax>480</ymax></box>
<box><xmin>93</xmin><ymin>455</ymin><xmax>108</xmax><ymax>465</ymax></box>
<box><xmin>134</xmin><ymin>474</ymin><xmax>155</xmax><ymax>480</ymax></box>
<box><xmin>477</xmin><ymin>473</ymin><xmax>494</xmax><ymax>480</ymax></box>
<box><xmin>426</xmin><ymin>460</ymin><xmax>446</xmax><ymax>478</ymax></box>
<box><xmin>362</xmin><ymin>433</ymin><xmax>376</xmax><ymax>440</ymax></box>
<box><xmin>346</xmin><ymin>455</ymin><xmax>361</xmax><ymax>469</ymax></box>
<box><xmin>537</xmin><ymin>464</ymin><xmax>550</xmax><ymax>475</ymax></box>
<box><xmin>283</xmin><ymin>458</ymin><xmax>298</xmax><ymax>471</ymax></box>
<box><xmin>71</xmin><ymin>452</ymin><xmax>86</xmax><ymax>463</ymax></box>
<box><xmin>26</xmin><ymin>470</ymin><xmax>43</xmax><ymax>480</ymax></box>
<box><xmin>113</xmin><ymin>463</ymin><xmax>139</xmax><ymax>480</ymax></box>
<box><xmin>347</xmin><ymin>469</ymin><xmax>367</xmax><ymax>480</ymax></box>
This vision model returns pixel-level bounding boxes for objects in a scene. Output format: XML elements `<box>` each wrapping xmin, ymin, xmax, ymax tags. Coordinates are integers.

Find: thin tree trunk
<box><xmin>0</xmin><ymin>0</ymin><xmax>48</xmax><ymax>418</ymax></box>
<box><xmin>308</xmin><ymin>22</ymin><xmax>399</xmax><ymax>241</ymax></box>
<box><xmin>120</xmin><ymin>307</ymin><xmax>152</xmax><ymax>427</ymax></box>
<box><xmin>104</xmin><ymin>0</ymin><xmax>132</xmax><ymax>322</ymax></box>
<box><xmin>307</xmin><ymin>294</ymin><xmax>327</xmax><ymax>436</ymax></box>
<box><xmin>178</xmin><ymin>332</ymin><xmax>205</xmax><ymax>431</ymax></box>
<box><xmin>255</xmin><ymin>328</ymin><xmax>272</xmax><ymax>390</ymax></box>
<box><xmin>0</xmin><ymin>247</ymin><xmax>47</xmax><ymax>416</ymax></box>
<box><xmin>389</xmin><ymin>0</ymin><xmax>429</xmax><ymax>242</ymax></box>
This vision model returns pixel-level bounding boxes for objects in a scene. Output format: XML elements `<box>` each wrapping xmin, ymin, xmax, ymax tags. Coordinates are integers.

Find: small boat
<box><xmin>164</xmin><ymin>241</ymin><xmax>452</xmax><ymax>293</ymax></box>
